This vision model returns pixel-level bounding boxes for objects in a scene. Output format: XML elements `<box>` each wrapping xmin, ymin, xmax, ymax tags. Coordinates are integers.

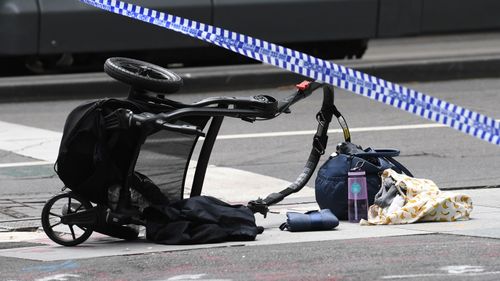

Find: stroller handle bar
<box><xmin>126</xmin><ymin>81</ymin><xmax>327</xmax><ymax>136</ymax></box>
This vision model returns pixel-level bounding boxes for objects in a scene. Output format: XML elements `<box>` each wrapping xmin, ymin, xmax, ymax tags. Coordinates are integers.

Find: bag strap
<box><xmin>279</xmin><ymin>222</ymin><xmax>289</xmax><ymax>231</ymax></box>
<box><xmin>248</xmin><ymin>81</ymin><xmax>350</xmax><ymax>217</ymax></box>
<box><xmin>353</xmin><ymin>149</ymin><xmax>413</xmax><ymax>177</ymax></box>
<box><xmin>353</xmin><ymin>149</ymin><xmax>400</xmax><ymax>158</ymax></box>
<box><xmin>384</xmin><ymin>156</ymin><xmax>414</xmax><ymax>177</ymax></box>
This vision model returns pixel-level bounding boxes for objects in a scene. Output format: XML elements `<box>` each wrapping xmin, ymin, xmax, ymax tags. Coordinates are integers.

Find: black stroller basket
<box><xmin>41</xmin><ymin>57</ymin><xmax>351</xmax><ymax>246</ymax></box>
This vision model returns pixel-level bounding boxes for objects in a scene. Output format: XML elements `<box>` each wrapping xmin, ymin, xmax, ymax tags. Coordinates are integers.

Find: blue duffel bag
<box><xmin>315</xmin><ymin>142</ymin><xmax>413</xmax><ymax>220</ymax></box>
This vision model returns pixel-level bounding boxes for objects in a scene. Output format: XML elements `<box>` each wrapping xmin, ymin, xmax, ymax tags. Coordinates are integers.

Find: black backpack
<box><xmin>55</xmin><ymin>99</ymin><xmax>147</xmax><ymax>203</ymax></box>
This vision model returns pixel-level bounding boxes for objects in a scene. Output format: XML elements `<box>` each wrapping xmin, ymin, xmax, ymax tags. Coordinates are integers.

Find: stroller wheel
<box><xmin>41</xmin><ymin>192</ymin><xmax>94</xmax><ymax>246</ymax></box>
<box><xmin>104</xmin><ymin>57</ymin><xmax>183</xmax><ymax>94</ymax></box>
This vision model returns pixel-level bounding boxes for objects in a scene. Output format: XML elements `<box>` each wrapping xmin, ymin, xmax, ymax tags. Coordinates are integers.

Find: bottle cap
<box><xmin>348</xmin><ymin>170</ymin><xmax>366</xmax><ymax>177</ymax></box>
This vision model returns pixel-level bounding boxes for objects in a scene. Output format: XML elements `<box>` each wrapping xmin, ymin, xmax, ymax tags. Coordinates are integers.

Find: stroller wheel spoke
<box><xmin>76</xmin><ymin>225</ymin><xmax>87</xmax><ymax>231</ymax></box>
<box><xmin>49</xmin><ymin>212</ymin><xmax>62</xmax><ymax>218</ymax></box>
<box><xmin>50</xmin><ymin>221</ymin><xmax>62</xmax><ymax>228</ymax></box>
<box><xmin>69</xmin><ymin>224</ymin><xmax>76</xmax><ymax>240</ymax></box>
<box><xmin>74</xmin><ymin>204</ymin><xmax>84</xmax><ymax>212</ymax></box>
<box><xmin>67</xmin><ymin>197</ymin><xmax>72</xmax><ymax>214</ymax></box>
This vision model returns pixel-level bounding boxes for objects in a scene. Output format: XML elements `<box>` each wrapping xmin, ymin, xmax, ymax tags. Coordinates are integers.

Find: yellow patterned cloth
<box><xmin>361</xmin><ymin>169</ymin><xmax>473</xmax><ymax>225</ymax></box>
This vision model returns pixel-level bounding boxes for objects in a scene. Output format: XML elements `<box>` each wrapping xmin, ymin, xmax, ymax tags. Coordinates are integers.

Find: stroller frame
<box><xmin>41</xmin><ymin>57</ymin><xmax>350</xmax><ymax>246</ymax></box>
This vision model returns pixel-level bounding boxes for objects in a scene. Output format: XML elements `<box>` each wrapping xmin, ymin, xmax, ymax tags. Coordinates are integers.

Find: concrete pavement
<box><xmin>0</xmin><ymin>174</ymin><xmax>497</xmax><ymax>261</ymax></box>
<box><xmin>0</xmin><ymin>187</ymin><xmax>495</xmax><ymax>261</ymax></box>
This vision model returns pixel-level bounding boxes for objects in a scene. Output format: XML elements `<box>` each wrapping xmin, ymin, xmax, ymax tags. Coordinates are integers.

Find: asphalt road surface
<box><xmin>2</xmin><ymin>234</ymin><xmax>500</xmax><ymax>281</ymax></box>
<box><xmin>0</xmin><ymin>76</ymin><xmax>499</xmax><ymax>281</ymax></box>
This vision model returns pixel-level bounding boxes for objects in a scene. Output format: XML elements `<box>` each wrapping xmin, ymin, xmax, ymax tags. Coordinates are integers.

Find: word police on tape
<box><xmin>80</xmin><ymin>0</ymin><xmax>500</xmax><ymax>146</ymax></box>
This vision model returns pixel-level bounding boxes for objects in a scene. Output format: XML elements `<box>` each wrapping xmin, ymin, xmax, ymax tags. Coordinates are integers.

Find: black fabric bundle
<box><xmin>144</xmin><ymin>196</ymin><xmax>261</xmax><ymax>244</ymax></box>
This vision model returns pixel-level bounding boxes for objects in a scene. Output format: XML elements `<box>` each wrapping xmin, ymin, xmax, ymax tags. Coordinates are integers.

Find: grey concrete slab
<box><xmin>0</xmin><ymin>231</ymin><xmax>48</xmax><ymax>243</ymax></box>
<box><xmin>0</xmin><ymin>219</ymin><xmax>40</xmax><ymax>231</ymax></box>
<box><xmin>0</xmin><ymin>164</ymin><xmax>55</xmax><ymax>180</ymax></box>
<box><xmin>0</xmin><ymin>187</ymin><xmax>498</xmax><ymax>261</ymax></box>
<box><xmin>460</xmin><ymin>189</ymin><xmax>500</xmax><ymax>209</ymax></box>
<box><xmin>0</xmin><ymin>210</ymin><xmax>427</xmax><ymax>261</ymax></box>
<box><xmin>390</xmin><ymin>206</ymin><xmax>500</xmax><ymax>239</ymax></box>
<box><xmin>0</xmin><ymin>150</ymin><xmax>36</xmax><ymax>164</ymax></box>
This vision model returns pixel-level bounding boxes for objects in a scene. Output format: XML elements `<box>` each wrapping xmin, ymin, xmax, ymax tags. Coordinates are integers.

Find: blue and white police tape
<box><xmin>80</xmin><ymin>0</ymin><xmax>500</xmax><ymax>146</ymax></box>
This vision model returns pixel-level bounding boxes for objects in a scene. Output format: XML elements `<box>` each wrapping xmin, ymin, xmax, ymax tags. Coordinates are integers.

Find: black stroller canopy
<box><xmin>136</xmin><ymin>123</ymin><xmax>206</xmax><ymax>202</ymax></box>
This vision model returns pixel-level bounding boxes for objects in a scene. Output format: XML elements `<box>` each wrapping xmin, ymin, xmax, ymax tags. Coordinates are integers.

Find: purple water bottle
<box><xmin>348</xmin><ymin>170</ymin><xmax>368</xmax><ymax>222</ymax></box>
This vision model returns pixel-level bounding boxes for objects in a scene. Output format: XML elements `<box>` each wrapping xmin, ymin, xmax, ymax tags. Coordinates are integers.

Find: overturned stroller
<box><xmin>41</xmin><ymin>57</ymin><xmax>350</xmax><ymax>246</ymax></box>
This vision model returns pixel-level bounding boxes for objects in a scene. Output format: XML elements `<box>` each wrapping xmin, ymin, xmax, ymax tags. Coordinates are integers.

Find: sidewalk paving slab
<box><xmin>0</xmin><ymin>180</ymin><xmax>497</xmax><ymax>261</ymax></box>
<box><xmin>0</xmin><ymin>188</ymin><xmax>497</xmax><ymax>261</ymax></box>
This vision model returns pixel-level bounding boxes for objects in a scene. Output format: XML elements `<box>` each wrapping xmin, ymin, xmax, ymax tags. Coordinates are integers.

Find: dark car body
<box><xmin>1</xmin><ymin>0</ymin><xmax>500</xmax><ymax>66</ymax></box>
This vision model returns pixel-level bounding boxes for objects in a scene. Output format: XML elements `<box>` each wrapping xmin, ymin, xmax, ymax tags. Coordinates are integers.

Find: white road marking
<box><xmin>35</xmin><ymin>274</ymin><xmax>80</xmax><ymax>281</ymax></box>
<box><xmin>164</xmin><ymin>274</ymin><xmax>232</xmax><ymax>281</ymax></box>
<box><xmin>441</xmin><ymin>265</ymin><xmax>485</xmax><ymax>274</ymax></box>
<box><xmin>1</xmin><ymin>119</ymin><xmax>498</xmax><ymax>168</ymax></box>
<box><xmin>167</xmin><ymin>274</ymin><xmax>208</xmax><ymax>281</ymax></box>
<box><xmin>0</xmin><ymin>121</ymin><xmax>61</xmax><ymax>163</ymax></box>
<box><xmin>0</xmin><ymin>161</ymin><xmax>53</xmax><ymax>168</ymax></box>
<box><xmin>0</xmin><ymin>120</ymin><xmax>475</xmax><ymax>168</ymax></box>
<box><xmin>214</xmin><ymin>123</ymin><xmax>446</xmax><ymax>140</ymax></box>
<box><xmin>381</xmin><ymin>271</ymin><xmax>500</xmax><ymax>279</ymax></box>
